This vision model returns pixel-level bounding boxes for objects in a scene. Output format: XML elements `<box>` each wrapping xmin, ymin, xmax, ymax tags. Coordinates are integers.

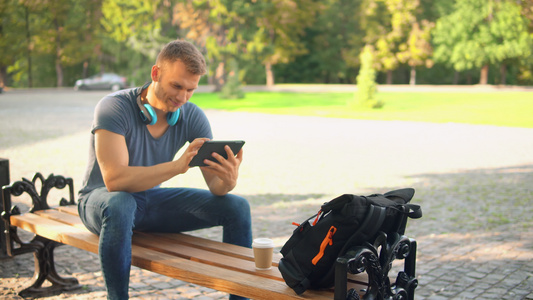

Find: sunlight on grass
<box><xmin>191</xmin><ymin>91</ymin><xmax>533</xmax><ymax>128</ymax></box>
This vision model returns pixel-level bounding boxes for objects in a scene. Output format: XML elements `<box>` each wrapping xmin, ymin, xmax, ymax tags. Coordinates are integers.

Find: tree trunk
<box><xmin>0</xmin><ymin>16</ymin><xmax>4</xmax><ymax>88</ymax></box>
<box><xmin>386</xmin><ymin>70</ymin><xmax>393</xmax><ymax>84</ymax></box>
<box><xmin>214</xmin><ymin>61</ymin><xmax>226</xmax><ymax>92</ymax></box>
<box><xmin>207</xmin><ymin>59</ymin><xmax>214</xmax><ymax>85</ymax></box>
<box><xmin>54</xmin><ymin>18</ymin><xmax>63</xmax><ymax>87</ymax></box>
<box><xmin>453</xmin><ymin>71</ymin><xmax>459</xmax><ymax>85</ymax></box>
<box><xmin>55</xmin><ymin>62</ymin><xmax>63</xmax><ymax>87</ymax></box>
<box><xmin>479</xmin><ymin>65</ymin><xmax>489</xmax><ymax>85</ymax></box>
<box><xmin>409</xmin><ymin>66</ymin><xmax>416</xmax><ymax>85</ymax></box>
<box><xmin>99</xmin><ymin>52</ymin><xmax>105</xmax><ymax>74</ymax></box>
<box><xmin>265</xmin><ymin>62</ymin><xmax>274</xmax><ymax>87</ymax></box>
<box><xmin>24</xmin><ymin>6</ymin><xmax>33</xmax><ymax>88</ymax></box>
<box><xmin>266</xmin><ymin>28</ymin><xmax>276</xmax><ymax>87</ymax></box>
<box><xmin>0</xmin><ymin>66</ymin><xmax>6</xmax><ymax>88</ymax></box>
<box><xmin>499</xmin><ymin>64</ymin><xmax>507</xmax><ymax>85</ymax></box>
<box><xmin>83</xmin><ymin>61</ymin><xmax>89</xmax><ymax>79</ymax></box>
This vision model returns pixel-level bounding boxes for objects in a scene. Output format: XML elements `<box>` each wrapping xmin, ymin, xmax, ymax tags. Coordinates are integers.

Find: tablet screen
<box><xmin>189</xmin><ymin>140</ymin><xmax>245</xmax><ymax>167</ymax></box>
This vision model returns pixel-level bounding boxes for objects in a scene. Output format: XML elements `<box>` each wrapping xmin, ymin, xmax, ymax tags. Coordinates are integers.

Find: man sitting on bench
<box><xmin>77</xmin><ymin>40</ymin><xmax>252</xmax><ymax>300</ymax></box>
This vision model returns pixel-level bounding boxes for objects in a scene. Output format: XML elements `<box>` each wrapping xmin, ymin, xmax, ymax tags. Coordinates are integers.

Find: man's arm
<box><xmin>95</xmin><ymin>129</ymin><xmax>208</xmax><ymax>193</ymax></box>
<box><xmin>200</xmin><ymin>145</ymin><xmax>243</xmax><ymax>196</ymax></box>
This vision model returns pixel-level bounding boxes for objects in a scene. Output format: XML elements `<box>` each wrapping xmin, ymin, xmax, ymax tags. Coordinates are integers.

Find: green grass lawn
<box><xmin>190</xmin><ymin>91</ymin><xmax>533</xmax><ymax>128</ymax></box>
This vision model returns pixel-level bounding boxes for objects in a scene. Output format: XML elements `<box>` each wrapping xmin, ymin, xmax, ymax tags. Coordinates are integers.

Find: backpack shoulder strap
<box><xmin>396</xmin><ymin>203</ymin><xmax>422</xmax><ymax>235</ymax></box>
<box><xmin>318</xmin><ymin>204</ymin><xmax>387</xmax><ymax>288</ymax></box>
<box><xmin>339</xmin><ymin>204</ymin><xmax>387</xmax><ymax>255</ymax></box>
<box><xmin>404</xmin><ymin>203</ymin><xmax>422</xmax><ymax>219</ymax></box>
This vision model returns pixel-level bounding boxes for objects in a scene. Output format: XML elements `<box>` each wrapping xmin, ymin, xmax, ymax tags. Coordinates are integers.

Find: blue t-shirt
<box><xmin>79</xmin><ymin>86</ymin><xmax>212</xmax><ymax>195</ymax></box>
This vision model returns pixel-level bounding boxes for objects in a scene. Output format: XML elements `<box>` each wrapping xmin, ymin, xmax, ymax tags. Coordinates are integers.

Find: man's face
<box><xmin>152</xmin><ymin>59</ymin><xmax>201</xmax><ymax>113</ymax></box>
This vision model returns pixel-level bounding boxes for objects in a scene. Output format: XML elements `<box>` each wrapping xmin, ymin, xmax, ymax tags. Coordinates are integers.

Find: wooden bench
<box><xmin>2</xmin><ymin>173</ymin><xmax>418</xmax><ymax>300</ymax></box>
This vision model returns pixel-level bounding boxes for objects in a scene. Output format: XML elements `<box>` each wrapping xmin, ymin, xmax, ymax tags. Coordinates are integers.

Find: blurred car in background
<box><xmin>74</xmin><ymin>73</ymin><xmax>128</xmax><ymax>91</ymax></box>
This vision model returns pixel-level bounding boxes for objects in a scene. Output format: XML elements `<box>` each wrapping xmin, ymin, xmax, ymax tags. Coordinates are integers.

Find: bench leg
<box><xmin>18</xmin><ymin>236</ymin><xmax>81</xmax><ymax>298</ymax></box>
<box><xmin>393</xmin><ymin>238</ymin><xmax>418</xmax><ymax>300</ymax></box>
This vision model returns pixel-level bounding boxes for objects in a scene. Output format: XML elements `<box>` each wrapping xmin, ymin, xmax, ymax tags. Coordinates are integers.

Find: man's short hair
<box><xmin>157</xmin><ymin>40</ymin><xmax>207</xmax><ymax>75</ymax></box>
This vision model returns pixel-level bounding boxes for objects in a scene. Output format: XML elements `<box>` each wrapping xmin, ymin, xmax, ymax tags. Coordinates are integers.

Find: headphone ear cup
<box><xmin>143</xmin><ymin>104</ymin><xmax>157</xmax><ymax>125</ymax></box>
<box><xmin>167</xmin><ymin>108</ymin><xmax>180</xmax><ymax>126</ymax></box>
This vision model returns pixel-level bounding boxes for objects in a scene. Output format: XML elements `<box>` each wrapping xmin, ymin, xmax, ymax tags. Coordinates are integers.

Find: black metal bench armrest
<box><xmin>2</xmin><ymin>172</ymin><xmax>75</xmax><ymax>256</ymax></box>
<box><xmin>334</xmin><ymin>231</ymin><xmax>418</xmax><ymax>300</ymax></box>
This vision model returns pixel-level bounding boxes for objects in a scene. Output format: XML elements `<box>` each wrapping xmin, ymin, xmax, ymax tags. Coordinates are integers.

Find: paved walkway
<box><xmin>1</xmin><ymin>89</ymin><xmax>532</xmax><ymax>299</ymax></box>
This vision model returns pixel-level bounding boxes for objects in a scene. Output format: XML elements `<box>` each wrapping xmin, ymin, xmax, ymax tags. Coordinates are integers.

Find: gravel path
<box><xmin>1</xmin><ymin>89</ymin><xmax>532</xmax><ymax>299</ymax></box>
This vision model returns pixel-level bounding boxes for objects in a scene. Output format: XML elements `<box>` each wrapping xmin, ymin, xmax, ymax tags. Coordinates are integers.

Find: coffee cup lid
<box><xmin>252</xmin><ymin>238</ymin><xmax>274</xmax><ymax>248</ymax></box>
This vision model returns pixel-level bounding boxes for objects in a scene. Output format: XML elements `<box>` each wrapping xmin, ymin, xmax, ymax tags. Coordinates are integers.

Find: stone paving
<box><xmin>1</xmin><ymin>88</ymin><xmax>532</xmax><ymax>299</ymax></box>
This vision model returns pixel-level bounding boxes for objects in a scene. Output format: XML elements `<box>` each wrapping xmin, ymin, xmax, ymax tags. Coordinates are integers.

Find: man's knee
<box><xmin>224</xmin><ymin>194</ymin><xmax>251</xmax><ymax>216</ymax></box>
<box><xmin>221</xmin><ymin>194</ymin><xmax>251</xmax><ymax>229</ymax></box>
<box><xmin>103</xmin><ymin>191</ymin><xmax>137</xmax><ymax>219</ymax></box>
<box><xmin>79</xmin><ymin>189</ymin><xmax>137</xmax><ymax>235</ymax></box>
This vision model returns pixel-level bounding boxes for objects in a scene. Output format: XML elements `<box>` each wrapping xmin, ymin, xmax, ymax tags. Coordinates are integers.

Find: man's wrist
<box><xmin>210</xmin><ymin>179</ymin><xmax>236</xmax><ymax>196</ymax></box>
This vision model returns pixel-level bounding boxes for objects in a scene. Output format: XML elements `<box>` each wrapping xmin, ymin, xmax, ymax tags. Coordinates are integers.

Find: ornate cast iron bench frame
<box><xmin>1</xmin><ymin>173</ymin><xmax>79</xmax><ymax>297</ymax></box>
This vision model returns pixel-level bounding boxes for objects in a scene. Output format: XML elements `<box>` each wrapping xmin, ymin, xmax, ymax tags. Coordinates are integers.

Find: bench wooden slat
<box><xmin>11</xmin><ymin>211</ymin><xmax>357</xmax><ymax>299</ymax></box>
<box><xmin>34</xmin><ymin>208</ymin><xmax>280</xmax><ymax>268</ymax></box>
<box><xmin>57</xmin><ymin>205</ymin><xmax>79</xmax><ymax>216</ymax></box>
<box><xmin>133</xmin><ymin>232</ymin><xmax>282</xmax><ymax>281</ymax></box>
<box><xmin>146</xmin><ymin>232</ymin><xmax>283</xmax><ymax>263</ymax></box>
<box><xmin>131</xmin><ymin>246</ymin><xmax>339</xmax><ymax>299</ymax></box>
<box><xmin>10</xmin><ymin>213</ymin><xmax>100</xmax><ymax>254</ymax></box>
<box><xmin>138</xmin><ymin>232</ymin><xmax>369</xmax><ymax>286</ymax></box>
<box><xmin>34</xmin><ymin>209</ymin><xmax>87</xmax><ymax>230</ymax></box>
<box><xmin>31</xmin><ymin>208</ymin><xmax>281</xmax><ymax>279</ymax></box>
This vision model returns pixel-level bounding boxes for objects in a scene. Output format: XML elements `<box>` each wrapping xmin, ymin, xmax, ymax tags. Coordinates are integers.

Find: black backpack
<box><xmin>278</xmin><ymin>188</ymin><xmax>422</xmax><ymax>295</ymax></box>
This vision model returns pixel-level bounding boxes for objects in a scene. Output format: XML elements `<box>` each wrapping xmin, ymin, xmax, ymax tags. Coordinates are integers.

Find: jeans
<box><xmin>78</xmin><ymin>187</ymin><xmax>252</xmax><ymax>300</ymax></box>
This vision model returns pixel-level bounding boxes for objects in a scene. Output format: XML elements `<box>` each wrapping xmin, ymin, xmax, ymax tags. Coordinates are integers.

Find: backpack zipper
<box><xmin>311</xmin><ymin>226</ymin><xmax>337</xmax><ymax>265</ymax></box>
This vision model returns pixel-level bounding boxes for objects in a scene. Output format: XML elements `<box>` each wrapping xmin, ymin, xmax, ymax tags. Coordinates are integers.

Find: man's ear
<box><xmin>151</xmin><ymin>65</ymin><xmax>160</xmax><ymax>82</ymax></box>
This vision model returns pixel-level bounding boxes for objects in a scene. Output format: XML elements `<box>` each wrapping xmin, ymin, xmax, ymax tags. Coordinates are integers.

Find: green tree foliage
<box><xmin>1</xmin><ymin>0</ymin><xmax>533</xmax><ymax>88</ymax></box>
<box><xmin>308</xmin><ymin>0</ymin><xmax>364</xmax><ymax>83</ymax></box>
<box><xmin>246</xmin><ymin>0</ymin><xmax>321</xmax><ymax>86</ymax></box>
<box><xmin>489</xmin><ymin>0</ymin><xmax>533</xmax><ymax>84</ymax></box>
<box><xmin>1</xmin><ymin>0</ymin><xmax>103</xmax><ymax>87</ymax></box>
<box><xmin>0</xmin><ymin>0</ymin><xmax>27</xmax><ymax>87</ymax></box>
<box><xmin>396</xmin><ymin>20</ymin><xmax>434</xmax><ymax>85</ymax></box>
<box><xmin>1</xmin><ymin>0</ymin><xmax>49</xmax><ymax>87</ymax></box>
<box><xmin>173</xmin><ymin>0</ymin><xmax>254</xmax><ymax>91</ymax></box>
<box><xmin>433</xmin><ymin>0</ymin><xmax>532</xmax><ymax>85</ymax></box>
<box><xmin>102</xmin><ymin>0</ymin><xmax>174</xmax><ymax>85</ymax></box>
<box><xmin>362</xmin><ymin>0</ymin><xmax>421</xmax><ymax>84</ymax></box>
<box><xmin>102</xmin><ymin>0</ymin><xmax>165</xmax><ymax>43</ymax></box>
<box><xmin>43</xmin><ymin>0</ymin><xmax>103</xmax><ymax>87</ymax></box>
<box><xmin>518</xmin><ymin>0</ymin><xmax>533</xmax><ymax>84</ymax></box>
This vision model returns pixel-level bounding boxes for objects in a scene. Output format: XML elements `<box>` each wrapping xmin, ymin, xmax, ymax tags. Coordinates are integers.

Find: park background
<box><xmin>1</xmin><ymin>0</ymin><xmax>533</xmax><ymax>299</ymax></box>
<box><xmin>1</xmin><ymin>0</ymin><xmax>533</xmax><ymax>91</ymax></box>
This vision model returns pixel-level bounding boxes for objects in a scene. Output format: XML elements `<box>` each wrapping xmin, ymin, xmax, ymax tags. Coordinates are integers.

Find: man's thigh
<box><xmin>78</xmin><ymin>187</ymin><xmax>137</xmax><ymax>235</ymax></box>
<box><xmin>133</xmin><ymin>187</ymin><xmax>240</xmax><ymax>232</ymax></box>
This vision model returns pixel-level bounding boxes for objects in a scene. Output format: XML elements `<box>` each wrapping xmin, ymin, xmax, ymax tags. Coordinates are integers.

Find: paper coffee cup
<box><xmin>252</xmin><ymin>238</ymin><xmax>274</xmax><ymax>270</ymax></box>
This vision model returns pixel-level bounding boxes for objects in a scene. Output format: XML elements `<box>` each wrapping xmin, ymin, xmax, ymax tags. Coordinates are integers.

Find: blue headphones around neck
<box><xmin>136</xmin><ymin>82</ymin><xmax>180</xmax><ymax>126</ymax></box>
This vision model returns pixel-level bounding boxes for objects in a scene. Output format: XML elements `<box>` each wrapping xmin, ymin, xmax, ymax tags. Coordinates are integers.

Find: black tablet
<box><xmin>189</xmin><ymin>140</ymin><xmax>245</xmax><ymax>167</ymax></box>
